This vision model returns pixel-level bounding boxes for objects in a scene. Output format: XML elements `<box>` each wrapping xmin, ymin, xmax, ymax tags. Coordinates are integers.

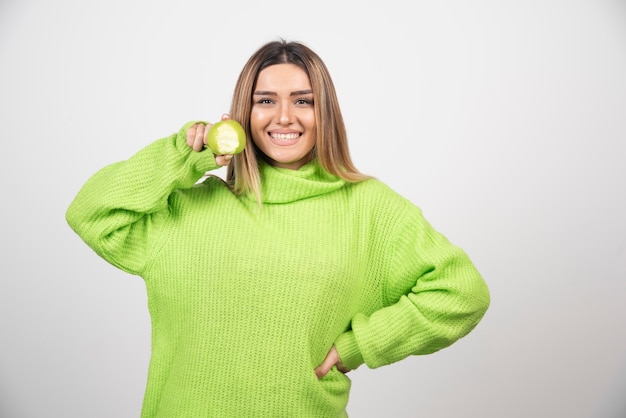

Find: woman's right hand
<box><xmin>186</xmin><ymin>122</ymin><xmax>210</xmax><ymax>152</ymax></box>
<box><xmin>185</xmin><ymin>114</ymin><xmax>234</xmax><ymax>167</ymax></box>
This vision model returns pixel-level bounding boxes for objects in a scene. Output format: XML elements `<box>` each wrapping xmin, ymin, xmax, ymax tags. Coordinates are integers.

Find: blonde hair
<box><xmin>226</xmin><ymin>39</ymin><xmax>370</xmax><ymax>201</ymax></box>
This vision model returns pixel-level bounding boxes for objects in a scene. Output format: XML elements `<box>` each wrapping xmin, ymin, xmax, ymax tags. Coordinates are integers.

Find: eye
<box><xmin>295</xmin><ymin>98</ymin><xmax>313</xmax><ymax>106</ymax></box>
<box><xmin>256</xmin><ymin>98</ymin><xmax>274</xmax><ymax>105</ymax></box>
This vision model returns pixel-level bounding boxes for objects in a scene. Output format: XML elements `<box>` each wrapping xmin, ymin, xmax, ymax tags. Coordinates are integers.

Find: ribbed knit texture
<box><xmin>66</xmin><ymin>123</ymin><xmax>490</xmax><ymax>417</ymax></box>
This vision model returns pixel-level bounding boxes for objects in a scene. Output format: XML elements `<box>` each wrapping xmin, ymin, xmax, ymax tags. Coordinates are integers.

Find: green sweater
<box><xmin>66</xmin><ymin>123</ymin><xmax>490</xmax><ymax>417</ymax></box>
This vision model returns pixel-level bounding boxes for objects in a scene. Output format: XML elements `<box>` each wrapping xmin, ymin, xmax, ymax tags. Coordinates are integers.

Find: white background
<box><xmin>1</xmin><ymin>0</ymin><xmax>625</xmax><ymax>417</ymax></box>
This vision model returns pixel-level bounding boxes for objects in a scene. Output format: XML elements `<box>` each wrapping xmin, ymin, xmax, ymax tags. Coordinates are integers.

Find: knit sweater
<box><xmin>66</xmin><ymin>122</ymin><xmax>490</xmax><ymax>418</ymax></box>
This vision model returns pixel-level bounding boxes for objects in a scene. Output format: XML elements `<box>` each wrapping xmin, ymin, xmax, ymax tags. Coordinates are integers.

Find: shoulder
<box><xmin>343</xmin><ymin>178</ymin><xmax>426</xmax><ymax>228</ymax></box>
<box><xmin>348</xmin><ymin>178</ymin><xmax>419</xmax><ymax>211</ymax></box>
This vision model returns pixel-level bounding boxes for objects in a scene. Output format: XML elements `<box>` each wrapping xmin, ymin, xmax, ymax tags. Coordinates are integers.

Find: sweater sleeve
<box><xmin>335</xmin><ymin>203</ymin><xmax>490</xmax><ymax>370</ymax></box>
<box><xmin>65</xmin><ymin>121</ymin><xmax>220</xmax><ymax>275</ymax></box>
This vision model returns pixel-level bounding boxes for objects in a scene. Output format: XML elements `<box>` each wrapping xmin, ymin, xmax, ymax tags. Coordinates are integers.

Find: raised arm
<box><xmin>66</xmin><ymin>121</ymin><xmax>221</xmax><ymax>275</ymax></box>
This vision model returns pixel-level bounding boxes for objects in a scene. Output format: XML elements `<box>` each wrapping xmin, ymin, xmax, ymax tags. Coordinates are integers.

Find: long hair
<box><xmin>226</xmin><ymin>39</ymin><xmax>370</xmax><ymax>201</ymax></box>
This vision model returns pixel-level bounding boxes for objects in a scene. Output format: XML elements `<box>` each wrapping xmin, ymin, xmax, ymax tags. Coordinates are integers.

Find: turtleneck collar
<box><xmin>251</xmin><ymin>160</ymin><xmax>346</xmax><ymax>204</ymax></box>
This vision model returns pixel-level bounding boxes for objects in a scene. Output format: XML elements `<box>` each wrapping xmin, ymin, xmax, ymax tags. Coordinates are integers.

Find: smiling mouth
<box><xmin>270</xmin><ymin>133</ymin><xmax>301</xmax><ymax>141</ymax></box>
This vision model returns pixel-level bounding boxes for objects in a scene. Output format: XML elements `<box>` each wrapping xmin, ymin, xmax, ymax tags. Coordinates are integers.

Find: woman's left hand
<box><xmin>314</xmin><ymin>346</ymin><xmax>350</xmax><ymax>379</ymax></box>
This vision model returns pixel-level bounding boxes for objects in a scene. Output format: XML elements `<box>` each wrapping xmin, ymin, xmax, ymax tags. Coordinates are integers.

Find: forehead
<box><xmin>255</xmin><ymin>63</ymin><xmax>311</xmax><ymax>90</ymax></box>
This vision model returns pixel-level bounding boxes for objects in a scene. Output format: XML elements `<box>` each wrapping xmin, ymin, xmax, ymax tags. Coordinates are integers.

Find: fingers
<box><xmin>336</xmin><ymin>360</ymin><xmax>350</xmax><ymax>374</ymax></box>
<box><xmin>185</xmin><ymin>123</ymin><xmax>235</xmax><ymax>167</ymax></box>
<box><xmin>185</xmin><ymin>117</ymin><xmax>235</xmax><ymax>161</ymax></box>
<box><xmin>185</xmin><ymin>125</ymin><xmax>196</xmax><ymax>148</ymax></box>
<box><xmin>186</xmin><ymin>123</ymin><xmax>210</xmax><ymax>152</ymax></box>
<box><xmin>215</xmin><ymin>154</ymin><xmax>233</xmax><ymax>167</ymax></box>
<box><xmin>314</xmin><ymin>361</ymin><xmax>331</xmax><ymax>379</ymax></box>
<box><xmin>314</xmin><ymin>346</ymin><xmax>340</xmax><ymax>379</ymax></box>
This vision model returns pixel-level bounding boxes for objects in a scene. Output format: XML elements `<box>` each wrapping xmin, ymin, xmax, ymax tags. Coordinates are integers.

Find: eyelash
<box><xmin>255</xmin><ymin>98</ymin><xmax>314</xmax><ymax>105</ymax></box>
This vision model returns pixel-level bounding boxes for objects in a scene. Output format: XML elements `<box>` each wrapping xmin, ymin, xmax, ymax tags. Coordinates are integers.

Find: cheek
<box><xmin>304</xmin><ymin>115</ymin><xmax>316</xmax><ymax>141</ymax></box>
<box><xmin>249</xmin><ymin>109</ymin><xmax>262</xmax><ymax>131</ymax></box>
<box><xmin>249</xmin><ymin>111</ymin><xmax>266</xmax><ymax>141</ymax></box>
<box><xmin>302</xmin><ymin>111</ymin><xmax>316</xmax><ymax>130</ymax></box>
<box><xmin>300</xmin><ymin>112</ymin><xmax>317</xmax><ymax>133</ymax></box>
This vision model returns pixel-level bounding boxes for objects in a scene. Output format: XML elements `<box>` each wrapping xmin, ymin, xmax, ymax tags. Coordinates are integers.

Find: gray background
<box><xmin>1</xmin><ymin>0</ymin><xmax>625</xmax><ymax>417</ymax></box>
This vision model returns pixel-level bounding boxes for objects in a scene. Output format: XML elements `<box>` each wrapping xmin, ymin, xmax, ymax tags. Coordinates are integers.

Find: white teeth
<box><xmin>270</xmin><ymin>133</ymin><xmax>299</xmax><ymax>141</ymax></box>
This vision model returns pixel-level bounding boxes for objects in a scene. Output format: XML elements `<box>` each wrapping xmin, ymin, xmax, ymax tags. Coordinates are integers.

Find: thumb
<box><xmin>215</xmin><ymin>154</ymin><xmax>233</xmax><ymax>167</ymax></box>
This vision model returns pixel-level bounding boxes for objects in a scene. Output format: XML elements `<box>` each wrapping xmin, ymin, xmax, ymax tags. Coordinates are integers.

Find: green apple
<box><xmin>206</xmin><ymin>119</ymin><xmax>246</xmax><ymax>155</ymax></box>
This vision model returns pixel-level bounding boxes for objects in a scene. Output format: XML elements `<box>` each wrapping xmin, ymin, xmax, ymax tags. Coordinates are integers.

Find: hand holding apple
<box><xmin>206</xmin><ymin>119</ymin><xmax>246</xmax><ymax>156</ymax></box>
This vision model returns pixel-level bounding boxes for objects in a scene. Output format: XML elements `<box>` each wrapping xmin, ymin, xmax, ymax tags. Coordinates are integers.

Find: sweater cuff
<box><xmin>334</xmin><ymin>330</ymin><xmax>364</xmax><ymax>371</ymax></box>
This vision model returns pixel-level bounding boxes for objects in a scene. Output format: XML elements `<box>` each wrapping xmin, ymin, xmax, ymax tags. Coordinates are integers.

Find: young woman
<box><xmin>66</xmin><ymin>39</ymin><xmax>490</xmax><ymax>417</ymax></box>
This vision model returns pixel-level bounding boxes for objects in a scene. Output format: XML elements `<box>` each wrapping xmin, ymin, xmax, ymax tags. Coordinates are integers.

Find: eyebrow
<box><xmin>253</xmin><ymin>89</ymin><xmax>313</xmax><ymax>96</ymax></box>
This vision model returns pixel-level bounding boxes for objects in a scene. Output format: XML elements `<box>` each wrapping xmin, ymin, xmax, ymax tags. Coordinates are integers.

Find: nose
<box><xmin>277</xmin><ymin>103</ymin><xmax>292</xmax><ymax>125</ymax></box>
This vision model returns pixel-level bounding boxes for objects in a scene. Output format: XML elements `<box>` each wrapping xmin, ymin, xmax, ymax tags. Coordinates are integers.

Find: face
<box><xmin>250</xmin><ymin>63</ymin><xmax>316</xmax><ymax>170</ymax></box>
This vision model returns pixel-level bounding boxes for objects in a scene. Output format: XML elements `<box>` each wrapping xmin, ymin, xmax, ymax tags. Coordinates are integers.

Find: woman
<box><xmin>66</xmin><ymin>39</ymin><xmax>490</xmax><ymax>417</ymax></box>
